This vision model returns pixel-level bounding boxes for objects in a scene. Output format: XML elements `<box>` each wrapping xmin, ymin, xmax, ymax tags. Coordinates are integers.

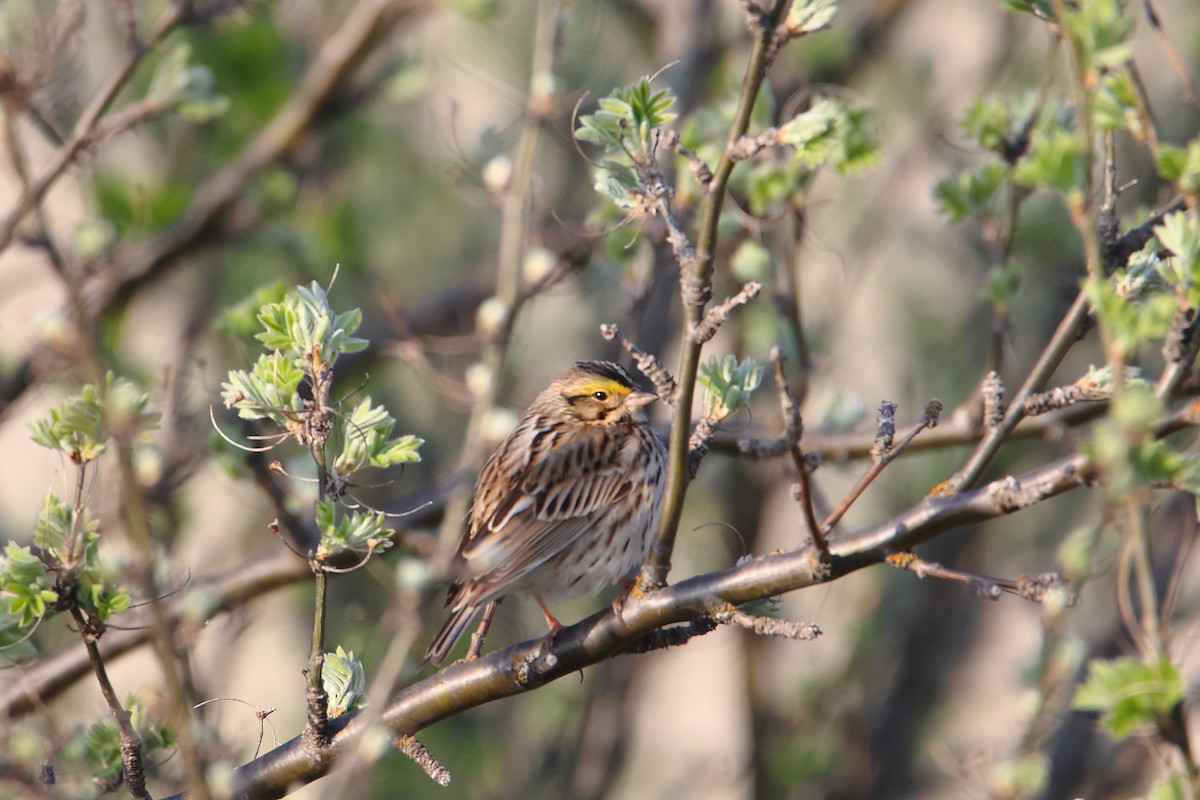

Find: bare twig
<box><xmin>1142</xmin><ymin>0</ymin><xmax>1200</xmax><ymax>109</ymax></box>
<box><xmin>395</xmin><ymin>736</ymin><xmax>452</xmax><ymax>786</ymax></box>
<box><xmin>885</xmin><ymin>552</ymin><xmax>1075</xmax><ymax>605</ymax></box>
<box><xmin>947</xmin><ymin>290</ymin><xmax>1091</xmax><ymax>493</ymax></box>
<box><xmin>690</xmin><ymin>281</ymin><xmax>762</xmax><ymax>344</ymax></box>
<box><xmin>823</xmin><ymin>400</ymin><xmax>942</xmax><ymax>533</ymax></box>
<box><xmin>769</xmin><ymin>349</ymin><xmax>825</xmax><ymax>554</ymax></box>
<box><xmin>714</xmin><ymin>607</ymin><xmax>822</xmax><ymax>640</ymax></box>
<box><xmin>982</xmin><ymin>371</ymin><xmax>1005</xmax><ymax>429</ymax></box>
<box><xmin>70</xmin><ymin>608</ymin><xmax>149</xmax><ymax>799</ymax></box>
<box><xmin>465</xmin><ymin>599</ymin><xmax>501</xmax><ymax>661</ymax></box>
<box><xmin>599</xmin><ymin>323</ymin><xmax>678</xmax><ymax>404</ymax></box>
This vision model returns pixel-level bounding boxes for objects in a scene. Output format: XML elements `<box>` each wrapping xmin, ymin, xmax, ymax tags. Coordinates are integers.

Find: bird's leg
<box><xmin>535</xmin><ymin>595</ymin><xmax>564</xmax><ymax>633</ymax></box>
<box><xmin>466</xmin><ymin>599</ymin><xmax>502</xmax><ymax>661</ymax></box>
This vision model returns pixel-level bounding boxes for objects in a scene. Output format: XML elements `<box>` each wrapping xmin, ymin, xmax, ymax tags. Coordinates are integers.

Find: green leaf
<box><xmin>80</xmin><ymin>700</ymin><xmax>174</xmax><ymax>783</ymax></box>
<box><xmin>744</xmin><ymin>161</ymin><xmax>804</xmax><ymax>217</ymax></box>
<box><xmin>982</xmin><ymin>260</ymin><xmax>1022</xmax><ymax>305</ymax></box>
<box><xmin>1093</xmin><ymin>69</ymin><xmax>1137</xmax><ymax>132</ymax></box>
<box><xmin>778</xmin><ymin>97</ymin><xmax>879</xmax><ymax>174</ymax></box>
<box><xmin>316</xmin><ymin>499</ymin><xmax>393</xmax><ymax>557</ymax></box>
<box><xmin>1084</xmin><ymin>276</ymin><xmax>1177</xmax><ymax>357</ymax></box>
<box><xmin>1012</xmin><ymin>127</ymin><xmax>1086</xmax><ymax>193</ymax></box>
<box><xmin>323</xmin><ymin>645</ymin><xmax>367</xmax><ymax>717</ymax></box>
<box><xmin>1155</xmin><ymin>139</ymin><xmax>1200</xmax><ymax>193</ymax></box>
<box><xmin>35</xmin><ymin>491</ymin><xmax>99</xmax><ymax>559</ymax></box>
<box><xmin>1061</xmin><ymin>0</ymin><xmax>1133</xmax><ymax>72</ymax></box>
<box><xmin>1072</xmin><ymin>655</ymin><xmax>1182</xmax><ymax>739</ymax></box>
<box><xmin>221</xmin><ymin>352</ymin><xmax>305</xmax><ymax>423</ymax></box>
<box><xmin>698</xmin><ymin>355</ymin><xmax>764</xmax><ymax>419</ymax></box>
<box><xmin>1153</xmin><ymin>211</ymin><xmax>1200</xmax><ymax>302</ymax></box>
<box><xmin>0</xmin><ymin>543</ymin><xmax>56</xmax><ymax>627</ymax></box>
<box><xmin>333</xmin><ymin>397</ymin><xmax>423</xmax><ymax>474</ymax></box>
<box><xmin>933</xmin><ymin>162</ymin><xmax>1007</xmax><ymax>222</ymax></box>
<box><xmin>960</xmin><ymin>97</ymin><xmax>1011</xmax><ymax>153</ymax></box>
<box><xmin>787</xmin><ymin>0</ymin><xmax>838</xmax><ymax>35</ymax></box>
<box><xmin>254</xmin><ymin>281</ymin><xmax>368</xmax><ymax>364</ymax></box>
<box><xmin>28</xmin><ymin>374</ymin><xmax>158</xmax><ymax>460</ymax></box>
<box><xmin>147</xmin><ymin>42</ymin><xmax>229</xmax><ymax>122</ymax></box>
<box><xmin>216</xmin><ymin>281</ymin><xmax>290</xmax><ymax>339</ymax></box>
<box><xmin>730</xmin><ymin>240</ymin><xmax>772</xmax><ymax>283</ymax></box>
<box><xmin>575</xmin><ymin>77</ymin><xmax>677</xmax><ymax>159</ymax></box>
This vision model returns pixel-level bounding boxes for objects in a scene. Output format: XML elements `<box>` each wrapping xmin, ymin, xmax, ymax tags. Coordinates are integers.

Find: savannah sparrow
<box><xmin>425</xmin><ymin>360</ymin><xmax>667</xmax><ymax>665</ymax></box>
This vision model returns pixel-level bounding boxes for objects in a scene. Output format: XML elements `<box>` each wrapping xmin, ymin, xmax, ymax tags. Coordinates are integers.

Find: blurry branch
<box><xmin>0</xmin><ymin>517</ymin><xmax>439</xmax><ymax>721</ymax></box>
<box><xmin>201</xmin><ymin>397</ymin><xmax>1200</xmax><ymax>800</ymax></box>
<box><xmin>1142</xmin><ymin>0</ymin><xmax>1200</xmax><ymax>110</ymax></box>
<box><xmin>644</xmin><ymin>0</ymin><xmax>791</xmax><ymax>589</ymax></box>
<box><xmin>80</xmin><ymin>0</ymin><xmax>434</xmax><ymax>316</ymax></box>
<box><xmin>434</xmin><ymin>0</ymin><xmax>564</xmax><ymax>551</ymax></box>
<box><xmin>0</xmin><ymin>0</ymin><xmax>435</xmax><ymax>418</ymax></box>
<box><xmin>0</xmin><ymin>1</ymin><xmax>187</xmax><ymax>253</ymax></box>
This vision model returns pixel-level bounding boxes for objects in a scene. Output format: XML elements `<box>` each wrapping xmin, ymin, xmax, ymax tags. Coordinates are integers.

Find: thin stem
<box><xmin>71</xmin><ymin>607</ymin><xmax>150</xmax><ymax>800</ymax></box>
<box><xmin>304</xmin><ymin>567</ymin><xmax>331</xmax><ymax>748</ymax></box>
<box><xmin>643</xmin><ymin>0</ymin><xmax>792</xmax><ymax>588</ymax></box>
<box><xmin>114</xmin><ymin>440</ymin><xmax>214</xmax><ymax>800</ymax></box>
<box><xmin>304</xmin><ymin>355</ymin><xmax>334</xmax><ymax>748</ymax></box>
<box><xmin>1126</xmin><ymin>500</ymin><xmax>1162</xmax><ymax>657</ymax></box>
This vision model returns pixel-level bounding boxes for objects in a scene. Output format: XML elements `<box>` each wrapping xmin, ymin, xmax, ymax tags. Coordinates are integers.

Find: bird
<box><xmin>425</xmin><ymin>360</ymin><xmax>667</xmax><ymax>665</ymax></box>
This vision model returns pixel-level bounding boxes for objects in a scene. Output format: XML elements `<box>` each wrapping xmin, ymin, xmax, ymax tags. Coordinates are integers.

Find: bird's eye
<box><xmin>592</xmin><ymin>391</ymin><xmax>608</xmax><ymax>401</ymax></box>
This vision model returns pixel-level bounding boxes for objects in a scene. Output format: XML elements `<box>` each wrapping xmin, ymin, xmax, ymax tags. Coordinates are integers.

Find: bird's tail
<box><xmin>424</xmin><ymin>603</ymin><xmax>480</xmax><ymax>665</ymax></box>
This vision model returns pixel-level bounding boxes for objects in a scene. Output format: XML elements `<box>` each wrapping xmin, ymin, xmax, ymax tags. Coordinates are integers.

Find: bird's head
<box><xmin>551</xmin><ymin>361</ymin><xmax>658</xmax><ymax>423</ymax></box>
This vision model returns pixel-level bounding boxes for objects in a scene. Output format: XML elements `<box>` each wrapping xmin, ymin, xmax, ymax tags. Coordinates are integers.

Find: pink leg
<box><xmin>535</xmin><ymin>595</ymin><xmax>563</xmax><ymax>633</ymax></box>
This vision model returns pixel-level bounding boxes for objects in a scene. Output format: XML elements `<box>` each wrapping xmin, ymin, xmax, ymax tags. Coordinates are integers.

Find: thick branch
<box><xmin>200</xmin><ymin>397</ymin><xmax>1200</xmax><ymax>799</ymax></box>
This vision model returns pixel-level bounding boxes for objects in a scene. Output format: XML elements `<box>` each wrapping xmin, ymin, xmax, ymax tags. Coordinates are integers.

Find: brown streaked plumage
<box><xmin>425</xmin><ymin>360</ymin><xmax>666</xmax><ymax>665</ymax></box>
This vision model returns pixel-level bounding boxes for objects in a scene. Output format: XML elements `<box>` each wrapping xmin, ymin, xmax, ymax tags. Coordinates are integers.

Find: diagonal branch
<box><xmin>196</xmin><ymin>396</ymin><xmax>1200</xmax><ymax>800</ymax></box>
<box><xmin>79</xmin><ymin>0</ymin><xmax>434</xmax><ymax>317</ymax></box>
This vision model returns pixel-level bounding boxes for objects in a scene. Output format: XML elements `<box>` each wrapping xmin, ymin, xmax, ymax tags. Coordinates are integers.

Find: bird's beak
<box><xmin>626</xmin><ymin>390</ymin><xmax>659</xmax><ymax>408</ymax></box>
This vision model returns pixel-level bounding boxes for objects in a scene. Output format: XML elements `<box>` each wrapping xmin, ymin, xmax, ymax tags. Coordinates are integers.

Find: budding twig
<box><xmin>982</xmin><ymin>371</ymin><xmax>1005</xmax><ymax>429</ymax></box>
<box><xmin>715</xmin><ymin>606</ymin><xmax>822</xmax><ymax>640</ymax></box>
<box><xmin>823</xmin><ymin>400</ymin><xmax>943</xmax><ymax>534</ymax></box>
<box><xmin>395</xmin><ymin>736</ymin><xmax>452</xmax><ymax>786</ymax></box>
<box><xmin>599</xmin><ymin>323</ymin><xmax>678</xmax><ymax>404</ymax></box>
<box><xmin>691</xmin><ymin>281</ymin><xmax>762</xmax><ymax>344</ymax></box>
<box><xmin>885</xmin><ymin>552</ymin><xmax>1075</xmax><ymax>605</ymax></box>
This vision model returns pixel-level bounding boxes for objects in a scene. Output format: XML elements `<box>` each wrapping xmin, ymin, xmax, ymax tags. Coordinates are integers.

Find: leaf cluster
<box><xmin>698</xmin><ymin>355</ymin><xmax>763</xmax><ymax>419</ymax></box>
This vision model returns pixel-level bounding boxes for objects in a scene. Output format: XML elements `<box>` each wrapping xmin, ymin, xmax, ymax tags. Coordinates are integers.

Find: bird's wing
<box><xmin>455</xmin><ymin>423</ymin><xmax>634</xmax><ymax>595</ymax></box>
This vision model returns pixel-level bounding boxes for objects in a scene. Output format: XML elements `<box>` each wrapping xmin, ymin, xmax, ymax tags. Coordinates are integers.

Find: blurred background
<box><xmin>1</xmin><ymin>0</ymin><xmax>1199</xmax><ymax>798</ymax></box>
